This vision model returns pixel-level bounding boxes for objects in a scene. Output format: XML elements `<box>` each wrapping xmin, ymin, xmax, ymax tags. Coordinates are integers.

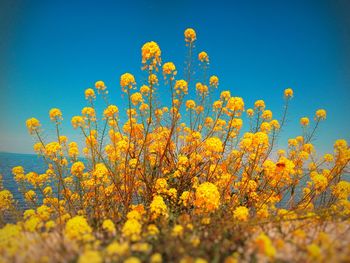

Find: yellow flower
<box><xmin>174</xmin><ymin>79</ymin><xmax>188</xmax><ymax>94</ymax></box>
<box><xmin>0</xmin><ymin>190</ymin><xmax>13</xmax><ymax>211</ymax></box>
<box><xmin>162</xmin><ymin>62</ymin><xmax>177</xmax><ymax>76</ymax></box>
<box><xmin>209</xmin><ymin>75</ymin><xmax>219</xmax><ymax>87</ymax></box>
<box><xmin>43</xmin><ymin>186</ymin><xmax>52</xmax><ymax>196</ymax></box>
<box><xmin>262</xmin><ymin>110</ymin><xmax>272</xmax><ymax>120</ymax></box>
<box><xmin>71</xmin><ymin>161</ymin><xmax>85</xmax><ymax>176</ymax></box>
<box><xmin>220</xmin><ymin>91</ymin><xmax>231</xmax><ymax>100</ymax></box>
<box><xmin>334</xmin><ymin>139</ymin><xmax>347</xmax><ymax>151</ymax></box>
<box><xmin>332</xmin><ymin>181</ymin><xmax>350</xmax><ymax>199</ymax></box>
<box><xmin>150</xmin><ymin>195</ymin><xmax>168</xmax><ymax>219</ymax></box>
<box><xmin>140</xmin><ymin>85</ymin><xmax>150</xmax><ymax>94</ymax></box>
<box><xmin>172</xmin><ymin>224</ymin><xmax>184</xmax><ymax>237</ymax></box>
<box><xmin>184</xmin><ymin>28</ymin><xmax>196</xmax><ymax>43</ymax></box>
<box><xmin>12</xmin><ymin>166</ymin><xmax>25</xmax><ymax>182</ymax></box>
<box><xmin>148</xmin><ymin>74</ymin><xmax>158</xmax><ymax>85</ymax></box>
<box><xmin>196</xmin><ymin>82</ymin><xmax>208</xmax><ymax>94</ymax></box>
<box><xmin>68</xmin><ymin>141</ymin><xmax>79</xmax><ymax>158</ymax></box>
<box><xmin>0</xmin><ymin>223</ymin><xmax>22</xmax><ymax>253</ymax></box>
<box><xmin>260</xmin><ymin>122</ymin><xmax>271</xmax><ymax>133</ymax></box>
<box><xmin>103</xmin><ymin>105</ymin><xmax>119</xmax><ymax>119</ymax></box>
<box><xmin>198</xmin><ymin>51</ymin><xmax>209</xmax><ymax>63</ymax></box>
<box><xmin>45</xmin><ymin>142</ymin><xmax>61</xmax><ymax>157</ymax></box>
<box><xmin>78</xmin><ymin>250</ymin><xmax>102</xmax><ymax>263</ymax></box>
<box><xmin>233</xmin><ymin>206</ymin><xmax>249</xmax><ymax>221</ymax></box>
<box><xmin>178</xmin><ymin>155</ymin><xmax>189</xmax><ymax>167</ymax></box>
<box><xmin>204</xmin><ymin>137</ymin><xmax>223</xmax><ymax>153</ymax></box>
<box><xmin>130</xmin><ymin>92</ymin><xmax>143</xmax><ymax>105</ymax></box>
<box><xmin>120</xmin><ymin>73</ymin><xmax>136</xmax><ymax>89</ymax></box>
<box><xmin>186</xmin><ymin>100</ymin><xmax>196</xmax><ymax>109</ymax></box>
<box><xmin>307</xmin><ymin>244</ymin><xmax>321</xmax><ymax>261</ymax></box>
<box><xmin>288</xmin><ymin>138</ymin><xmax>298</xmax><ymax>147</ymax></box>
<box><xmin>141</xmin><ymin>41</ymin><xmax>161</xmax><ymax>69</ymax></box>
<box><xmin>270</xmin><ymin>119</ymin><xmax>280</xmax><ymax>129</ymax></box>
<box><xmin>64</xmin><ymin>216</ymin><xmax>94</xmax><ymax>242</ymax></box>
<box><xmin>255</xmin><ymin>233</ymin><xmax>276</xmax><ymax>259</ymax></box>
<box><xmin>194</xmin><ymin>182</ymin><xmax>220</xmax><ymax>213</ymax></box>
<box><xmin>284</xmin><ymin>88</ymin><xmax>293</xmax><ymax>98</ymax></box>
<box><xmin>155</xmin><ymin>178</ymin><xmax>168</xmax><ymax>193</ymax></box>
<box><xmin>129</xmin><ymin>158</ymin><xmax>138</xmax><ymax>168</ymax></box>
<box><xmin>122</xmin><ymin>218</ymin><xmax>142</xmax><ymax>241</ymax></box>
<box><xmin>254</xmin><ymin>100</ymin><xmax>265</xmax><ymax>109</ymax></box>
<box><xmin>213</xmin><ymin>100</ymin><xmax>223</xmax><ymax>110</ymax></box>
<box><xmin>106</xmin><ymin>242</ymin><xmax>129</xmax><ymax>257</ymax></box>
<box><xmin>71</xmin><ymin>116</ymin><xmax>85</xmax><ymax>129</ymax></box>
<box><xmin>300</xmin><ymin>117</ymin><xmax>310</xmax><ymax>126</ymax></box>
<box><xmin>85</xmin><ymin>88</ymin><xmax>96</xmax><ymax>100</ymax></box>
<box><xmin>180</xmin><ymin>191</ymin><xmax>191</xmax><ymax>207</ymax></box>
<box><xmin>82</xmin><ymin>107</ymin><xmax>96</xmax><ymax>119</ymax></box>
<box><xmin>102</xmin><ymin>219</ymin><xmax>116</xmax><ymax>235</ymax></box>
<box><xmin>124</xmin><ymin>257</ymin><xmax>141</xmax><ymax>263</ymax></box>
<box><xmin>26</xmin><ymin>118</ymin><xmax>41</xmax><ymax>134</ymax></box>
<box><xmin>49</xmin><ymin>108</ymin><xmax>63</xmax><ymax>121</ymax></box>
<box><xmin>36</xmin><ymin>205</ymin><xmax>51</xmax><ymax>221</ymax></box>
<box><xmin>311</xmin><ymin>173</ymin><xmax>328</xmax><ymax>192</ymax></box>
<box><xmin>150</xmin><ymin>253</ymin><xmax>162</xmax><ymax>263</ymax></box>
<box><xmin>315</xmin><ymin>109</ymin><xmax>326</xmax><ymax>120</ymax></box>
<box><xmin>95</xmin><ymin>80</ymin><xmax>106</xmax><ymax>90</ymax></box>
<box><xmin>226</xmin><ymin>97</ymin><xmax>245</xmax><ymax>112</ymax></box>
<box><xmin>323</xmin><ymin>153</ymin><xmax>333</xmax><ymax>162</ymax></box>
<box><xmin>246</xmin><ymin>108</ymin><xmax>254</xmax><ymax>117</ymax></box>
<box><xmin>147</xmin><ymin>224</ymin><xmax>160</xmax><ymax>236</ymax></box>
<box><xmin>230</xmin><ymin>118</ymin><xmax>243</xmax><ymax>129</ymax></box>
<box><xmin>24</xmin><ymin>190</ymin><xmax>36</xmax><ymax>202</ymax></box>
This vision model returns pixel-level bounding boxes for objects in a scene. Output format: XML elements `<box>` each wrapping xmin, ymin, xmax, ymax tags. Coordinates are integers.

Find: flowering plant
<box><xmin>1</xmin><ymin>28</ymin><xmax>349</xmax><ymax>263</ymax></box>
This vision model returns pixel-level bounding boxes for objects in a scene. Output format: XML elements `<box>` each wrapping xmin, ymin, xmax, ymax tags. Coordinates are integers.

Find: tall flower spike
<box><xmin>120</xmin><ymin>73</ymin><xmax>136</xmax><ymax>92</ymax></box>
<box><xmin>141</xmin><ymin>41</ymin><xmax>161</xmax><ymax>71</ymax></box>
<box><xmin>184</xmin><ymin>28</ymin><xmax>196</xmax><ymax>43</ymax></box>
<box><xmin>26</xmin><ymin>118</ymin><xmax>41</xmax><ymax>134</ymax></box>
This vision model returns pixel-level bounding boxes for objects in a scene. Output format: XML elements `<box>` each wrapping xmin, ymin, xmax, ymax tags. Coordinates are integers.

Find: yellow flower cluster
<box><xmin>300</xmin><ymin>117</ymin><xmax>309</xmax><ymax>126</ymax></box>
<box><xmin>0</xmin><ymin>190</ymin><xmax>13</xmax><ymax>211</ymax></box>
<box><xmin>209</xmin><ymin>75</ymin><xmax>219</xmax><ymax>87</ymax></box>
<box><xmin>103</xmin><ymin>105</ymin><xmax>119</xmax><ymax>119</ymax></box>
<box><xmin>233</xmin><ymin>206</ymin><xmax>249</xmax><ymax>221</ymax></box>
<box><xmin>315</xmin><ymin>109</ymin><xmax>326</xmax><ymax>120</ymax></box>
<box><xmin>85</xmin><ymin>88</ymin><xmax>96</xmax><ymax>100</ymax></box>
<box><xmin>194</xmin><ymin>182</ymin><xmax>220</xmax><ymax>213</ymax></box>
<box><xmin>184</xmin><ymin>28</ymin><xmax>196</xmax><ymax>43</ymax></box>
<box><xmin>120</xmin><ymin>73</ymin><xmax>136</xmax><ymax>90</ymax></box>
<box><xmin>150</xmin><ymin>195</ymin><xmax>168</xmax><ymax>219</ymax></box>
<box><xmin>162</xmin><ymin>62</ymin><xmax>177</xmax><ymax>76</ymax></box>
<box><xmin>174</xmin><ymin>79</ymin><xmax>188</xmax><ymax>94</ymax></box>
<box><xmin>49</xmin><ymin>108</ymin><xmax>63</xmax><ymax>121</ymax></box>
<box><xmin>95</xmin><ymin>80</ymin><xmax>106</xmax><ymax>91</ymax></box>
<box><xmin>141</xmin><ymin>41</ymin><xmax>161</xmax><ymax>69</ymax></box>
<box><xmin>204</xmin><ymin>137</ymin><xmax>223</xmax><ymax>154</ymax></box>
<box><xmin>198</xmin><ymin>51</ymin><xmax>209</xmax><ymax>63</ymax></box>
<box><xmin>122</xmin><ymin>217</ymin><xmax>142</xmax><ymax>241</ymax></box>
<box><xmin>64</xmin><ymin>216</ymin><xmax>94</xmax><ymax>242</ymax></box>
<box><xmin>25</xmin><ymin>117</ymin><xmax>40</xmax><ymax>134</ymax></box>
<box><xmin>71</xmin><ymin>116</ymin><xmax>85</xmax><ymax>129</ymax></box>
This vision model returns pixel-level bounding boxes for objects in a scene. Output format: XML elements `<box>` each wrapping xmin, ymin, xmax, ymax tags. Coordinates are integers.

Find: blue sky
<box><xmin>1</xmin><ymin>0</ymin><xmax>349</xmax><ymax>154</ymax></box>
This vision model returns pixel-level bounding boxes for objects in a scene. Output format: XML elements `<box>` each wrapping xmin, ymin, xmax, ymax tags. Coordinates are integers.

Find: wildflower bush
<box><xmin>1</xmin><ymin>28</ymin><xmax>350</xmax><ymax>263</ymax></box>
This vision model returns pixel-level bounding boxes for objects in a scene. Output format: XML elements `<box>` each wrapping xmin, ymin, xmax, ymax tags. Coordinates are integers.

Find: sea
<box><xmin>0</xmin><ymin>152</ymin><xmax>348</xmax><ymax>210</ymax></box>
<box><xmin>0</xmin><ymin>152</ymin><xmax>48</xmax><ymax>208</ymax></box>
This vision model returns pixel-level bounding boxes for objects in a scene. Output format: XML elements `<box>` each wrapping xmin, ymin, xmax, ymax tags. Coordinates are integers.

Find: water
<box><xmin>0</xmin><ymin>152</ymin><xmax>47</xmax><ymax>208</ymax></box>
<box><xmin>1</xmin><ymin>152</ymin><xmax>348</xmax><ymax>210</ymax></box>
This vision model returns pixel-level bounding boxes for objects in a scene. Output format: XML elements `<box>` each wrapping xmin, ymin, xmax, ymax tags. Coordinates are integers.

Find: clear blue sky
<box><xmin>1</xmin><ymin>0</ymin><xmax>349</xmax><ymax>154</ymax></box>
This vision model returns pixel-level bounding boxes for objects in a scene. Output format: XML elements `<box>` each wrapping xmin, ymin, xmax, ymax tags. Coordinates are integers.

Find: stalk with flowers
<box><xmin>1</xmin><ymin>28</ymin><xmax>350</xmax><ymax>263</ymax></box>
